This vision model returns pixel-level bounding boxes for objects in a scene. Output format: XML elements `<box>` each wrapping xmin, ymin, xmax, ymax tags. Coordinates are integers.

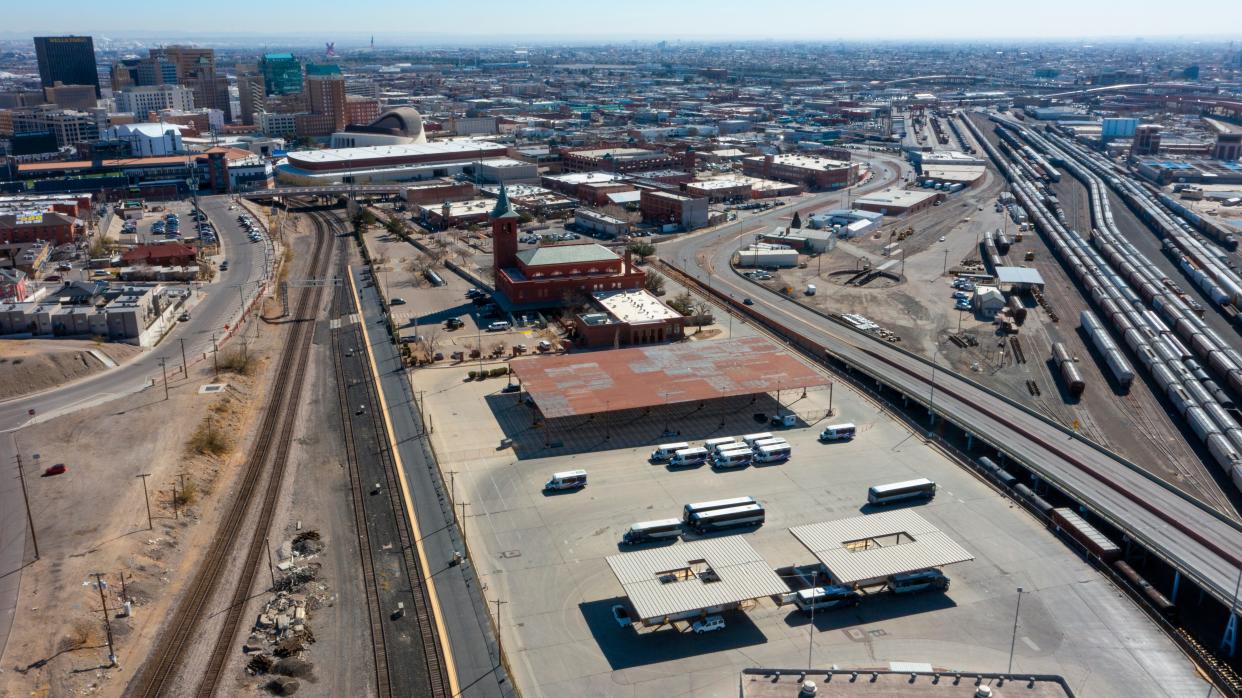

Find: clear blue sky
<box><xmin>6</xmin><ymin>0</ymin><xmax>1242</xmax><ymax>41</ymax></box>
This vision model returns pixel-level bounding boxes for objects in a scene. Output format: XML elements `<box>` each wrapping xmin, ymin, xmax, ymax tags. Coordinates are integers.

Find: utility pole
<box><xmin>136</xmin><ymin>473</ymin><xmax>153</xmax><ymax>530</ymax></box>
<box><xmin>14</xmin><ymin>449</ymin><xmax>39</xmax><ymax>560</ymax></box>
<box><xmin>159</xmin><ymin>358</ymin><xmax>169</xmax><ymax>400</ymax></box>
<box><xmin>211</xmin><ymin>333</ymin><xmax>219</xmax><ymax>375</ymax></box>
<box><xmin>179</xmin><ymin>337</ymin><xmax>188</xmax><ymax>377</ymax></box>
<box><xmin>92</xmin><ymin>573</ymin><xmax>116</xmax><ymax>667</ymax></box>
<box><xmin>459</xmin><ymin>501</ymin><xmax>469</xmax><ymax>560</ymax></box>
<box><xmin>265</xmin><ymin>538</ymin><xmax>278</xmax><ymax>589</ymax></box>
<box><xmin>171</xmin><ymin>481</ymin><xmax>178</xmax><ymax>520</ymax></box>
<box><xmin>446</xmin><ymin>470</ymin><xmax>458</xmax><ymax>510</ymax></box>
<box><xmin>493</xmin><ymin>598</ymin><xmax>509</xmax><ymax>662</ymax></box>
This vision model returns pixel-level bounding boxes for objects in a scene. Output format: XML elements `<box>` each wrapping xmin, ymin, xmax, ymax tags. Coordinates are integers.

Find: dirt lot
<box><xmin>0</xmin><ymin>339</ymin><xmax>142</xmax><ymax>400</ymax></box>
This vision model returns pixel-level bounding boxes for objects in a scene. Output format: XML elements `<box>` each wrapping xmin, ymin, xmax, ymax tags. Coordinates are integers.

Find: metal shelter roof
<box><xmin>994</xmin><ymin>266</ymin><xmax>1046</xmax><ymax>287</ymax></box>
<box><xmin>606</xmin><ymin>536</ymin><xmax>789</xmax><ymax>622</ymax></box>
<box><xmin>789</xmin><ymin>510</ymin><xmax>974</xmax><ymax>585</ymax></box>
<box><xmin>510</xmin><ymin>336</ymin><xmax>829</xmax><ymax>419</ymax></box>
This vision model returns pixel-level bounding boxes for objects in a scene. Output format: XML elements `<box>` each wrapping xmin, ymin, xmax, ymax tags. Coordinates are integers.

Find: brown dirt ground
<box><xmin>0</xmin><ymin>340</ymin><xmax>143</xmax><ymax>401</ymax></box>
<box><xmin>0</xmin><ymin>267</ymin><xmax>296</xmax><ymax>698</ymax></box>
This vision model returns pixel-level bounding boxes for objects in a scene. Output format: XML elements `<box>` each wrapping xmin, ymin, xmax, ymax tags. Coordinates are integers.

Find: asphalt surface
<box><xmin>0</xmin><ymin>194</ymin><xmax>271</xmax><ymax>662</ymax></box>
<box><xmin>351</xmin><ymin>264</ymin><xmax>512</xmax><ymax>698</ymax></box>
<box><xmin>658</xmin><ymin>183</ymin><xmax>1242</xmax><ymax>609</ymax></box>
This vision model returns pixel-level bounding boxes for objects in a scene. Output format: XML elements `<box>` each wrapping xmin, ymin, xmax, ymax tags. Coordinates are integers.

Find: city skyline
<box><xmin>2</xmin><ymin>0</ymin><xmax>1242</xmax><ymax>42</ymax></box>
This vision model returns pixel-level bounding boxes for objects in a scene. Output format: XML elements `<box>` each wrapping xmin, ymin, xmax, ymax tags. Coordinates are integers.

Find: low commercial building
<box><xmin>0</xmin><ymin>211</ymin><xmax>79</xmax><ymax>245</ymax></box>
<box><xmin>417</xmin><ymin>199</ymin><xmax>496</xmax><ymax>229</ymax></box>
<box><xmin>684</xmin><ymin>177</ymin><xmax>754</xmax><ymax>202</ymax></box>
<box><xmin>574</xmin><ymin>208</ymin><xmax>630</xmax><ymax>239</ymax></box>
<box><xmin>540</xmin><ymin>171</ymin><xmax>633</xmax><ymax>205</ymax></box>
<box><xmin>742</xmin><ymin>153</ymin><xmax>859</xmax><ymax>191</ymax></box>
<box><xmin>854</xmin><ymin>188</ymin><xmax>942</xmax><ymax>216</ymax></box>
<box><xmin>973</xmin><ymin>285</ymin><xmax>1006</xmax><ymax>317</ymax></box>
<box><xmin>474</xmin><ymin>158</ymin><xmax>540</xmax><ymax>185</ymax></box>
<box><xmin>736</xmin><ymin>247</ymin><xmax>799</xmax><ymax>268</ymax></box>
<box><xmin>639</xmin><ymin>189</ymin><xmax>709</xmax><ymax>231</ymax></box>
<box><xmin>120</xmin><ymin>241</ymin><xmax>197</xmax><ymax>267</ymax></box>
<box><xmin>574</xmin><ymin>288</ymin><xmax>685</xmax><ymax>347</ymax></box>
<box><xmin>402</xmin><ymin>179</ymin><xmax>476</xmax><ymax>206</ymax></box>
<box><xmin>561</xmin><ymin>146</ymin><xmax>684</xmax><ymax>174</ymax></box>
<box><xmin>759</xmin><ymin>226</ymin><xmax>835</xmax><ymax>253</ymax></box>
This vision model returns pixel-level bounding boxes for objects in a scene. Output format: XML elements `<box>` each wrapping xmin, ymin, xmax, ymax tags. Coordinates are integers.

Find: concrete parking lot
<box><xmin>411</xmin><ymin>350</ymin><xmax>1208</xmax><ymax>697</ymax></box>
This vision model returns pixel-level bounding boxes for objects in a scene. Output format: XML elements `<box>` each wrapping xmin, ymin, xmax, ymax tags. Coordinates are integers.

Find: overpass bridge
<box><xmin>240</xmin><ymin>184</ymin><xmax>407</xmax><ymax>199</ymax></box>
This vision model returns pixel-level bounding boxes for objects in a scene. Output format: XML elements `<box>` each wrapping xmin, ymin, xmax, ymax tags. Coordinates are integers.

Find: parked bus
<box><xmin>712</xmin><ymin>446</ymin><xmax>753</xmax><ymax>469</ymax></box>
<box><xmin>888</xmin><ymin>569</ymin><xmax>950</xmax><ymax>594</ymax></box>
<box><xmin>621</xmin><ymin>518</ymin><xmax>682</xmax><ymax>545</ymax></box>
<box><xmin>650</xmin><ymin>442</ymin><xmax>690</xmax><ymax>462</ymax></box>
<box><xmin>703</xmin><ymin>437</ymin><xmax>738</xmax><ymax>454</ymax></box>
<box><xmin>754</xmin><ymin>443</ymin><xmax>791</xmax><ymax>463</ymax></box>
<box><xmin>751</xmin><ymin>437</ymin><xmax>789</xmax><ymax>450</ymax></box>
<box><xmin>687</xmin><ymin>503</ymin><xmax>766</xmax><ymax>532</ymax></box>
<box><xmin>682</xmin><ymin>496</ymin><xmax>757</xmax><ymax>523</ymax></box>
<box><xmin>544</xmin><ymin>469</ymin><xmax>588</xmax><ymax>491</ymax></box>
<box><xmin>793</xmin><ymin>585</ymin><xmax>862</xmax><ymax>613</ymax></box>
<box><xmin>742</xmin><ymin>432</ymin><xmax>773</xmax><ymax>446</ymax></box>
<box><xmin>669</xmin><ymin>447</ymin><xmax>710</xmax><ymax>467</ymax></box>
<box><xmin>819</xmin><ymin>423</ymin><xmax>857</xmax><ymax>441</ymax></box>
<box><xmin>867</xmin><ymin>478</ymin><xmax>936</xmax><ymax>505</ymax></box>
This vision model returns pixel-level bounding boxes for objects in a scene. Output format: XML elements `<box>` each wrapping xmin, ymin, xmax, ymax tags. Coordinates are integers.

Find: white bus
<box><xmin>687</xmin><ymin>503</ymin><xmax>765</xmax><ymax>532</ymax></box>
<box><xmin>819</xmin><ymin>423</ymin><xmax>857</xmax><ymax>441</ymax></box>
<box><xmin>650</xmin><ymin>442</ymin><xmax>690</xmax><ymax>461</ymax></box>
<box><xmin>703</xmin><ymin>437</ymin><xmax>738</xmax><ymax>454</ymax></box>
<box><xmin>867</xmin><ymin>478</ymin><xmax>936</xmax><ymax>505</ymax></box>
<box><xmin>544</xmin><ymin>469</ymin><xmax>588</xmax><ymax>491</ymax></box>
<box><xmin>793</xmin><ymin>585</ymin><xmax>862</xmax><ymax>613</ymax></box>
<box><xmin>754</xmin><ymin>443</ymin><xmax>791</xmax><ymax>463</ymax></box>
<box><xmin>752</xmin><ymin>437</ymin><xmax>789</xmax><ymax>450</ymax></box>
<box><xmin>742</xmin><ymin>432</ymin><xmax>773</xmax><ymax>446</ymax></box>
<box><xmin>621</xmin><ymin>518</ymin><xmax>683</xmax><ymax>545</ymax></box>
<box><xmin>888</xmin><ymin>569</ymin><xmax>950</xmax><ymax>594</ymax></box>
<box><xmin>682</xmin><ymin>496</ymin><xmax>757</xmax><ymax>522</ymax></box>
<box><xmin>712</xmin><ymin>446</ymin><xmax>753</xmax><ymax>469</ymax></box>
<box><xmin>669</xmin><ymin>447</ymin><xmax>710</xmax><ymax>467</ymax></box>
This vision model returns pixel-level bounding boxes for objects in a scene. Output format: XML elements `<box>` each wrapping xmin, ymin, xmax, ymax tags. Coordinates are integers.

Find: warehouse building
<box><xmin>741</xmin><ymin>153</ymin><xmax>859</xmax><ymax>191</ymax></box>
<box><xmin>854</xmin><ymin>188</ymin><xmax>942</xmax><ymax>216</ymax></box>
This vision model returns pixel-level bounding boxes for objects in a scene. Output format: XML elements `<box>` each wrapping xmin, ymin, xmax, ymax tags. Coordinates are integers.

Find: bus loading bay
<box><xmin>409</xmin><ymin>333</ymin><xmax>1211</xmax><ymax>698</ymax></box>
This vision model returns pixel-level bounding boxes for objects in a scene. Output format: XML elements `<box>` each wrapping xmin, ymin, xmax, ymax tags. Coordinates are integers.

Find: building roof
<box><xmin>284</xmin><ymin>139</ymin><xmax>502</xmax><ymax>166</ymax></box>
<box><xmin>789</xmin><ymin>510</ymin><xmax>974</xmax><ymax>585</ymax></box>
<box><xmin>592</xmin><ymin>288</ymin><xmax>680</xmax><ymax>324</ymax></box>
<box><xmin>120</xmin><ymin>241</ymin><xmax>196</xmax><ymax>262</ymax></box>
<box><xmin>0</xmin><ymin>211</ymin><xmax>76</xmax><ymax>227</ymax></box>
<box><xmin>855</xmin><ymin>188</ymin><xmax>939</xmax><ymax>208</ymax></box>
<box><xmin>606</xmin><ymin>536</ymin><xmax>789</xmax><ymax>621</ymax></box>
<box><xmin>511</xmin><ymin>336</ymin><xmax>830</xmax><ymax>419</ymax></box>
<box><xmin>994</xmin><ymin>266</ymin><xmax>1046</xmax><ymax>286</ymax></box>
<box><xmin>515</xmin><ymin>242</ymin><xmax>617</xmax><ymax>267</ymax></box>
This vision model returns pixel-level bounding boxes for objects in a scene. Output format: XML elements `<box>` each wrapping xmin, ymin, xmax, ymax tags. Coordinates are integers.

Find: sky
<box><xmin>4</xmin><ymin>0</ymin><xmax>1242</xmax><ymax>42</ymax></box>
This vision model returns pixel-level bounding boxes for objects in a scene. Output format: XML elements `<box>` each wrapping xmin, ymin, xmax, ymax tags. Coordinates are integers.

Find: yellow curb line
<box><xmin>349</xmin><ymin>271</ymin><xmax>461</xmax><ymax>696</ymax></box>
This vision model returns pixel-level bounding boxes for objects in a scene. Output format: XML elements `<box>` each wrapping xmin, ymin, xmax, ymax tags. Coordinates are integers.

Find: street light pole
<box><xmin>1008</xmin><ymin>586</ymin><xmax>1025</xmax><ymax>674</ymax></box>
<box><xmin>136</xmin><ymin>473</ymin><xmax>153</xmax><ymax>530</ymax></box>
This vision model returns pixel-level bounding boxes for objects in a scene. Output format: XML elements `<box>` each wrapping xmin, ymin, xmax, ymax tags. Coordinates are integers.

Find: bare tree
<box><xmin>694</xmin><ymin>300</ymin><xmax>713</xmax><ymax>332</ymax></box>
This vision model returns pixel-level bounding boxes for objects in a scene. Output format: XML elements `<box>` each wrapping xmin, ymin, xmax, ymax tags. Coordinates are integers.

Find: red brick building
<box><xmin>0</xmin><ymin>211</ymin><xmax>78</xmax><ymax>245</ymax></box>
<box><xmin>491</xmin><ymin>186</ymin><xmax>646</xmax><ymax>307</ymax></box>
<box><xmin>742</xmin><ymin>153</ymin><xmax>859</xmax><ymax>191</ymax></box>
<box><xmin>121</xmin><ymin>241</ymin><xmax>197</xmax><ymax>266</ymax></box>
<box><xmin>0</xmin><ymin>268</ymin><xmax>30</xmax><ymax>302</ymax></box>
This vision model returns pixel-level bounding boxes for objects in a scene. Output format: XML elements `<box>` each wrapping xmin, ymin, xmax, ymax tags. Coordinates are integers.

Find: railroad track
<box><xmin>348</xmin><ymin>265</ymin><xmax>452</xmax><ymax>697</ymax></box>
<box><xmin>328</xmin><ymin>241</ymin><xmax>394</xmax><ymax>696</ymax></box>
<box><xmin>127</xmin><ymin>203</ymin><xmax>333</xmax><ymax>698</ymax></box>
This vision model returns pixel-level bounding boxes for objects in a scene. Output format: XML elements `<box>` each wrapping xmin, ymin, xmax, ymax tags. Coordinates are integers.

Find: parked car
<box><xmin>487</xmin><ymin>321</ymin><xmax>511</xmax><ymax>332</ymax></box>
<box><xmin>692</xmin><ymin>615</ymin><xmax>725</xmax><ymax>634</ymax></box>
<box><xmin>611</xmin><ymin>605</ymin><xmax>632</xmax><ymax>628</ymax></box>
<box><xmin>179</xmin><ymin>312</ymin><xmax>191</xmax><ymax>322</ymax></box>
<box><xmin>743</xmin><ymin>297</ymin><xmax>754</xmax><ymax>305</ymax></box>
<box><xmin>42</xmin><ymin>464</ymin><xmax>67</xmax><ymax>477</ymax></box>
<box><xmin>390</xmin><ymin>298</ymin><xmax>406</xmax><ymax>305</ymax></box>
<box><xmin>445</xmin><ymin>318</ymin><xmax>464</xmax><ymax>330</ymax></box>
<box><xmin>44</xmin><ymin>275</ymin><xmax>61</xmax><ymax>282</ymax></box>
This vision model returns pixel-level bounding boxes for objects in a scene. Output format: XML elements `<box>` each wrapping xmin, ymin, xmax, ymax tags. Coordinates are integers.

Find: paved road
<box><xmin>351</xmin><ymin>265</ymin><xmax>512</xmax><ymax>698</ymax></box>
<box><xmin>0</xmin><ymin>194</ymin><xmax>271</xmax><ymax>662</ymax></box>
<box><xmin>659</xmin><ymin>187</ymin><xmax>1242</xmax><ymax>608</ymax></box>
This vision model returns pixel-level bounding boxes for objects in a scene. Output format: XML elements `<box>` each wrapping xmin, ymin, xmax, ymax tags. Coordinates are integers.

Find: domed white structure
<box><xmin>329</xmin><ymin>107</ymin><xmax>427</xmax><ymax>148</ymax></box>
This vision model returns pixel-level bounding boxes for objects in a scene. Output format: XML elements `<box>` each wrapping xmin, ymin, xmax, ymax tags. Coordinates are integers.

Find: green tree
<box><xmin>643</xmin><ymin>271</ymin><xmax>666</xmax><ymax>295</ymax></box>
<box><xmin>791</xmin><ymin>211</ymin><xmax>803</xmax><ymax>229</ymax></box>
<box><xmin>627</xmin><ymin>241</ymin><xmax>656</xmax><ymax>262</ymax></box>
<box><xmin>668</xmin><ymin>291</ymin><xmax>694</xmax><ymax>316</ymax></box>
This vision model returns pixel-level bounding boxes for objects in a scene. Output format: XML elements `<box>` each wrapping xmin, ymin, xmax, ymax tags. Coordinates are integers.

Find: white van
<box><xmin>703</xmin><ymin>437</ymin><xmax>738</xmax><ymax>454</ymax></box>
<box><xmin>819</xmin><ymin>423</ymin><xmax>857</xmax><ymax>441</ymax></box>
<box><xmin>544</xmin><ymin>469</ymin><xmax>587</xmax><ymax>491</ymax></box>
<box><xmin>754</xmin><ymin>443</ymin><xmax>791</xmax><ymax>463</ymax></box>
<box><xmin>669</xmin><ymin>447</ymin><xmax>709</xmax><ymax>467</ymax></box>
<box><xmin>487</xmin><ymin>321</ymin><xmax>511</xmax><ymax>332</ymax></box>
<box><xmin>712</xmin><ymin>446</ymin><xmax>753</xmax><ymax>469</ymax></box>
<box><xmin>752</xmin><ymin>437</ymin><xmax>789</xmax><ymax>450</ymax></box>
<box><xmin>742</xmin><ymin>432</ymin><xmax>773</xmax><ymax>446</ymax></box>
<box><xmin>651</xmin><ymin>442</ymin><xmax>691</xmax><ymax>462</ymax></box>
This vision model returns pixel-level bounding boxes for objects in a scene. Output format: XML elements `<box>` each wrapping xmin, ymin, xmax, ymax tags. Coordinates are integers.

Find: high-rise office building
<box><xmin>305</xmin><ymin>72</ymin><xmax>346</xmax><ymax>131</ymax></box>
<box><xmin>238</xmin><ymin>74</ymin><xmax>266</xmax><ymax>125</ymax></box>
<box><xmin>154</xmin><ymin>46</ymin><xmax>231</xmax><ymax>122</ymax></box>
<box><xmin>34</xmin><ymin>36</ymin><xmax>100</xmax><ymax>98</ymax></box>
<box><xmin>261</xmin><ymin>53</ymin><xmax>303</xmax><ymax>96</ymax></box>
